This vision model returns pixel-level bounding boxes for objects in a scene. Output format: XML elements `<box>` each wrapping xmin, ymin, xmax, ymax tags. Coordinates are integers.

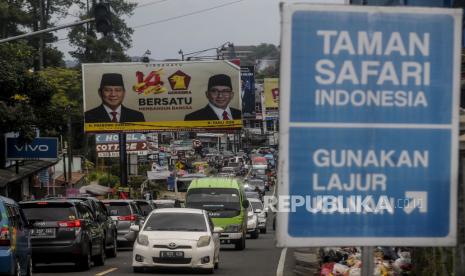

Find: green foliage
<box><xmin>0</xmin><ymin>42</ymin><xmax>62</xmax><ymax>140</ymax></box>
<box><xmin>38</xmin><ymin>67</ymin><xmax>82</xmax><ymax>115</ymax></box>
<box><xmin>98</xmin><ymin>174</ymin><xmax>120</xmax><ymax>187</ymax></box>
<box><xmin>128</xmin><ymin>175</ymin><xmax>146</xmax><ymax>189</ymax></box>
<box><xmin>88</xmin><ymin>171</ymin><xmax>120</xmax><ymax>187</ymax></box>
<box><xmin>239</xmin><ymin>43</ymin><xmax>280</xmax><ymax>66</ymax></box>
<box><xmin>0</xmin><ymin>0</ymin><xmax>31</xmax><ymax>39</ymax></box>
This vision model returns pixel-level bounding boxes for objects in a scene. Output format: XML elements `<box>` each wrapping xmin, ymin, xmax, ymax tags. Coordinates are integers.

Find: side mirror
<box><xmin>129</xmin><ymin>225</ymin><xmax>140</xmax><ymax>232</ymax></box>
<box><xmin>213</xmin><ymin>227</ymin><xmax>224</xmax><ymax>233</ymax></box>
<box><xmin>242</xmin><ymin>200</ymin><xmax>250</xmax><ymax>209</ymax></box>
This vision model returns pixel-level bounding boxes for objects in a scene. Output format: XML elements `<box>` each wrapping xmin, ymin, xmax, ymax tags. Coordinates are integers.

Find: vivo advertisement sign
<box><xmin>278</xmin><ymin>4</ymin><xmax>461</xmax><ymax>247</ymax></box>
<box><xmin>6</xmin><ymin>137</ymin><xmax>58</xmax><ymax>161</ymax></box>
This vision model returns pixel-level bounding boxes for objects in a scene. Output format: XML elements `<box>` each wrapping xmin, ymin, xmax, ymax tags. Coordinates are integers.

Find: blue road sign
<box><xmin>6</xmin><ymin>137</ymin><xmax>58</xmax><ymax>161</ymax></box>
<box><xmin>277</xmin><ymin>4</ymin><xmax>461</xmax><ymax>246</ymax></box>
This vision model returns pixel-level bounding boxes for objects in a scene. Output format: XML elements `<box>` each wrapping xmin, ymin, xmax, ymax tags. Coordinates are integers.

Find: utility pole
<box><xmin>67</xmin><ymin>107</ymin><xmax>73</xmax><ymax>186</ymax></box>
<box><xmin>119</xmin><ymin>133</ymin><xmax>128</xmax><ymax>186</ymax></box>
<box><xmin>39</xmin><ymin>0</ymin><xmax>45</xmax><ymax>69</ymax></box>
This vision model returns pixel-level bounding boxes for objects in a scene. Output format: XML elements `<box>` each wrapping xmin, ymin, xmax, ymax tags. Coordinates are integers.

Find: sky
<box><xmin>53</xmin><ymin>0</ymin><xmax>347</xmax><ymax>61</ymax></box>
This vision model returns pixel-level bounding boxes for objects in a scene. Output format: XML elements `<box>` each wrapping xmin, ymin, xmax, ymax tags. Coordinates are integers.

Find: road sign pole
<box><xmin>361</xmin><ymin>246</ymin><xmax>374</xmax><ymax>276</ymax></box>
<box><xmin>119</xmin><ymin>133</ymin><xmax>128</xmax><ymax>186</ymax></box>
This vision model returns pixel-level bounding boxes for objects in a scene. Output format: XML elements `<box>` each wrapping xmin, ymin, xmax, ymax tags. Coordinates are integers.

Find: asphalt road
<box><xmin>34</xmin><ymin>212</ymin><xmax>281</xmax><ymax>276</ymax></box>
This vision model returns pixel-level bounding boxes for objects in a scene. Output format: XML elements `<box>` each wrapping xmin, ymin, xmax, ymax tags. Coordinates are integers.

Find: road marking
<box><xmin>276</xmin><ymin>247</ymin><xmax>287</xmax><ymax>276</ymax></box>
<box><xmin>95</xmin><ymin>267</ymin><xmax>118</xmax><ymax>276</ymax></box>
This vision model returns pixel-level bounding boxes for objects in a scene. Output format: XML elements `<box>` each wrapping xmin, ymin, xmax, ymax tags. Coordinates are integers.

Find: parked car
<box><xmin>132</xmin><ymin>208</ymin><xmax>221</xmax><ymax>273</ymax></box>
<box><xmin>0</xmin><ymin>196</ymin><xmax>32</xmax><ymax>275</ymax></box>
<box><xmin>248</xmin><ymin>198</ymin><xmax>267</xmax><ymax>234</ymax></box>
<box><xmin>20</xmin><ymin>199</ymin><xmax>106</xmax><ymax>270</ymax></box>
<box><xmin>103</xmin><ymin>200</ymin><xmax>143</xmax><ymax>247</ymax></box>
<box><xmin>66</xmin><ymin>197</ymin><xmax>118</xmax><ymax>257</ymax></box>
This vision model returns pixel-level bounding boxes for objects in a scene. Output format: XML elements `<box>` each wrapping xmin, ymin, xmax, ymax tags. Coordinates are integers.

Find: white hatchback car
<box><xmin>132</xmin><ymin>208</ymin><xmax>221</xmax><ymax>273</ymax></box>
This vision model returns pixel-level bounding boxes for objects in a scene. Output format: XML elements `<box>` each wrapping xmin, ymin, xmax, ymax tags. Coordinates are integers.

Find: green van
<box><xmin>185</xmin><ymin>178</ymin><xmax>249</xmax><ymax>250</ymax></box>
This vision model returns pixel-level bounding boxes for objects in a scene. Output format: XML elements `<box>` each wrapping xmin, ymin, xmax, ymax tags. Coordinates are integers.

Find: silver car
<box><xmin>103</xmin><ymin>200</ymin><xmax>143</xmax><ymax>247</ymax></box>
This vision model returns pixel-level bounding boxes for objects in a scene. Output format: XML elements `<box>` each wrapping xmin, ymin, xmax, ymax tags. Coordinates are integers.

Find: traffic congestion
<box><xmin>0</xmin><ymin>146</ymin><xmax>281</xmax><ymax>275</ymax></box>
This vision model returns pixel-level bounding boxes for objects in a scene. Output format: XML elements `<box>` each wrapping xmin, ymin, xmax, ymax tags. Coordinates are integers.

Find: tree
<box><xmin>68</xmin><ymin>0</ymin><xmax>136</xmax><ymax>63</ymax></box>
<box><xmin>25</xmin><ymin>0</ymin><xmax>82</xmax><ymax>68</ymax></box>
<box><xmin>0</xmin><ymin>0</ymin><xmax>31</xmax><ymax>39</ymax></box>
<box><xmin>38</xmin><ymin>66</ymin><xmax>83</xmax><ymax>149</ymax></box>
<box><xmin>0</xmin><ymin>42</ymin><xmax>60</xmax><ymax>141</ymax></box>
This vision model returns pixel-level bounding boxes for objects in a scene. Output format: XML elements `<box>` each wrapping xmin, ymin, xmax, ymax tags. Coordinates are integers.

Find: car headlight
<box><xmin>224</xmin><ymin>224</ymin><xmax>241</xmax><ymax>232</ymax></box>
<box><xmin>137</xmin><ymin>234</ymin><xmax>149</xmax><ymax>246</ymax></box>
<box><xmin>197</xmin><ymin>235</ymin><xmax>211</xmax><ymax>247</ymax></box>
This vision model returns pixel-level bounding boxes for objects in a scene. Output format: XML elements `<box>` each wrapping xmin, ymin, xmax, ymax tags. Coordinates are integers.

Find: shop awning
<box><xmin>0</xmin><ymin>160</ymin><xmax>58</xmax><ymax>187</ymax></box>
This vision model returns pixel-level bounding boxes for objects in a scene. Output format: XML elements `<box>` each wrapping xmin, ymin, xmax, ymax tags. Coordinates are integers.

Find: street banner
<box><xmin>278</xmin><ymin>4</ymin><xmax>461</xmax><ymax>247</ymax></box>
<box><xmin>241</xmin><ymin>66</ymin><xmax>256</xmax><ymax>117</ymax></box>
<box><xmin>6</xmin><ymin>137</ymin><xmax>58</xmax><ymax>161</ymax></box>
<box><xmin>95</xmin><ymin>133</ymin><xmax>146</xmax><ymax>143</ymax></box>
<box><xmin>95</xmin><ymin>133</ymin><xmax>148</xmax><ymax>157</ymax></box>
<box><xmin>264</xmin><ymin>78</ymin><xmax>279</xmax><ymax>118</ymax></box>
<box><xmin>83</xmin><ymin>60</ymin><xmax>242</xmax><ymax>133</ymax></box>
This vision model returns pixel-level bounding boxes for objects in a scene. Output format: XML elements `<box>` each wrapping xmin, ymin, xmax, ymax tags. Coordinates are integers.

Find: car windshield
<box><xmin>246</xmin><ymin>192</ymin><xmax>260</xmax><ymax>199</ymax></box>
<box><xmin>249</xmin><ymin>180</ymin><xmax>265</xmax><ymax>186</ymax></box>
<box><xmin>104</xmin><ymin>202</ymin><xmax>131</xmax><ymax>216</ymax></box>
<box><xmin>144</xmin><ymin>213</ymin><xmax>207</xmax><ymax>231</ymax></box>
<box><xmin>251</xmin><ymin>201</ymin><xmax>263</xmax><ymax>211</ymax></box>
<box><xmin>186</xmin><ymin>188</ymin><xmax>241</xmax><ymax>211</ymax></box>
<box><xmin>21</xmin><ymin>202</ymin><xmax>76</xmax><ymax>221</ymax></box>
<box><xmin>253</xmin><ymin>169</ymin><xmax>266</xmax><ymax>175</ymax></box>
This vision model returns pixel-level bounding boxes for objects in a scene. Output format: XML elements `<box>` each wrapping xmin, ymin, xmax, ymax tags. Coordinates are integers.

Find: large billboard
<box><xmin>83</xmin><ymin>61</ymin><xmax>242</xmax><ymax>133</ymax></box>
<box><xmin>240</xmin><ymin>66</ymin><xmax>256</xmax><ymax>118</ymax></box>
<box><xmin>264</xmin><ymin>78</ymin><xmax>279</xmax><ymax>118</ymax></box>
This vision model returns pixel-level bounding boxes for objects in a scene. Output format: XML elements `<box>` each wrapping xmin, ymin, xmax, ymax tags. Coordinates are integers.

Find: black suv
<box><xmin>67</xmin><ymin>197</ymin><xmax>118</xmax><ymax>257</ymax></box>
<box><xmin>20</xmin><ymin>199</ymin><xmax>106</xmax><ymax>270</ymax></box>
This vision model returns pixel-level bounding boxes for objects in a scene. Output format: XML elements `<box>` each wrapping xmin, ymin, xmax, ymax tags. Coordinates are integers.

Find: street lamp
<box><xmin>178</xmin><ymin>42</ymin><xmax>236</xmax><ymax>61</ymax></box>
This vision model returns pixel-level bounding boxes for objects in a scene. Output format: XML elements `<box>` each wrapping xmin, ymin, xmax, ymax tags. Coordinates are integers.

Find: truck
<box><xmin>185</xmin><ymin>177</ymin><xmax>249</xmax><ymax>250</ymax></box>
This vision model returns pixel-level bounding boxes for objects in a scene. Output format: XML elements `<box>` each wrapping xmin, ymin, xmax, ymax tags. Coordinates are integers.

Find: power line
<box><xmin>133</xmin><ymin>0</ymin><xmax>245</xmax><ymax>29</ymax></box>
<box><xmin>51</xmin><ymin>0</ymin><xmax>246</xmax><ymax>45</ymax></box>
<box><xmin>137</xmin><ymin>0</ymin><xmax>171</xmax><ymax>8</ymax></box>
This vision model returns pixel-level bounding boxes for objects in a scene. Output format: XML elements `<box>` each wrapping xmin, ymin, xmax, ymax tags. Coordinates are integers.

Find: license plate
<box><xmin>160</xmin><ymin>251</ymin><xmax>184</xmax><ymax>258</ymax></box>
<box><xmin>31</xmin><ymin>228</ymin><xmax>56</xmax><ymax>238</ymax></box>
